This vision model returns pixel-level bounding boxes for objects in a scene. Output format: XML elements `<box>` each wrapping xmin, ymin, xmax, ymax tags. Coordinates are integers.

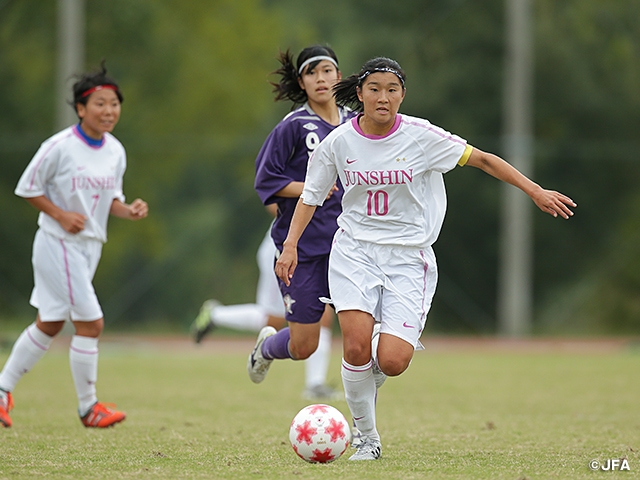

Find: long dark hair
<box><xmin>270</xmin><ymin>45</ymin><xmax>339</xmax><ymax>105</ymax></box>
<box><xmin>71</xmin><ymin>60</ymin><xmax>123</xmax><ymax>114</ymax></box>
<box><xmin>333</xmin><ymin>57</ymin><xmax>406</xmax><ymax>112</ymax></box>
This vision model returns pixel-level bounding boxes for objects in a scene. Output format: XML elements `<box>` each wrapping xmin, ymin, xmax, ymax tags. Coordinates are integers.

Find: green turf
<box><xmin>0</xmin><ymin>339</ymin><xmax>638</xmax><ymax>479</ymax></box>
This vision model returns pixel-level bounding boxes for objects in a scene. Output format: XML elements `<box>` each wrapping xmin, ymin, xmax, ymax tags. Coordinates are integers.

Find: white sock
<box><xmin>0</xmin><ymin>323</ymin><xmax>53</xmax><ymax>393</ymax></box>
<box><xmin>69</xmin><ymin>336</ymin><xmax>99</xmax><ymax>415</ymax></box>
<box><xmin>305</xmin><ymin>326</ymin><xmax>331</xmax><ymax>389</ymax></box>
<box><xmin>341</xmin><ymin>358</ymin><xmax>379</xmax><ymax>442</ymax></box>
<box><xmin>211</xmin><ymin>304</ymin><xmax>268</xmax><ymax>332</ymax></box>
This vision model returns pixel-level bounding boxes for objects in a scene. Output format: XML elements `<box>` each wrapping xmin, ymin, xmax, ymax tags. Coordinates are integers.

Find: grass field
<box><xmin>0</xmin><ymin>335</ymin><xmax>638</xmax><ymax>479</ymax></box>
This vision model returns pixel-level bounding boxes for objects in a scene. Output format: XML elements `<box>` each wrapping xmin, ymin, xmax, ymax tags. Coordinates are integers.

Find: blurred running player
<box><xmin>276</xmin><ymin>57</ymin><xmax>576</xmax><ymax>460</ymax></box>
<box><xmin>247</xmin><ymin>45</ymin><xmax>356</xmax><ymax>388</ymax></box>
<box><xmin>0</xmin><ymin>62</ymin><xmax>148</xmax><ymax>428</ymax></box>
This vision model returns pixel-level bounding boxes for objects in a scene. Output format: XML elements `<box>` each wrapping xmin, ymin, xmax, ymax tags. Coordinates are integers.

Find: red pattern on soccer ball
<box><xmin>307</xmin><ymin>404</ymin><xmax>329</xmax><ymax>415</ymax></box>
<box><xmin>325</xmin><ymin>417</ymin><xmax>347</xmax><ymax>443</ymax></box>
<box><xmin>294</xmin><ymin>420</ymin><xmax>318</xmax><ymax>445</ymax></box>
<box><xmin>310</xmin><ymin>448</ymin><xmax>336</xmax><ymax>463</ymax></box>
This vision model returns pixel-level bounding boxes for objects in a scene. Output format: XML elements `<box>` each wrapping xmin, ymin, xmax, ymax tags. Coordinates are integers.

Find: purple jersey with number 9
<box><xmin>255</xmin><ymin>103</ymin><xmax>355</xmax><ymax>261</ymax></box>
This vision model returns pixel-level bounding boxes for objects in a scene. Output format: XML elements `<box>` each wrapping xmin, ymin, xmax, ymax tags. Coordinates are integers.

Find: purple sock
<box><xmin>261</xmin><ymin>328</ymin><xmax>293</xmax><ymax>360</ymax></box>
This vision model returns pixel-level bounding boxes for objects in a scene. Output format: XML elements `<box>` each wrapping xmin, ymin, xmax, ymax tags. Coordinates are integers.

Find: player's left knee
<box><xmin>73</xmin><ymin>318</ymin><xmax>104</xmax><ymax>338</ymax></box>
<box><xmin>379</xmin><ymin>357</ymin><xmax>411</xmax><ymax>377</ymax></box>
<box><xmin>289</xmin><ymin>340</ymin><xmax>317</xmax><ymax>360</ymax></box>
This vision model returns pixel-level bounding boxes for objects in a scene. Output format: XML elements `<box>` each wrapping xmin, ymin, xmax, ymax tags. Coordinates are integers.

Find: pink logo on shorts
<box><xmin>402</xmin><ymin>322</ymin><xmax>415</xmax><ymax>329</ymax></box>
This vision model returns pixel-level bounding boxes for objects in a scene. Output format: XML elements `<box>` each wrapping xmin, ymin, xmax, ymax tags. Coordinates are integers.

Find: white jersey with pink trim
<box><xmin>301</xmin><ymin>114</ymin><xmax>470</xmax><ymax>248</ymax></box>
<box><xmin>15</xmin><ymin>125</ymin><xmax>126</xmax><ymax>243</ymax></box>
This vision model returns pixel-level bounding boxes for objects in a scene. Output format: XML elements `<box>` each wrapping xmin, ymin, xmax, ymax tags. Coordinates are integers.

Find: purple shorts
<box><xmin>277</xmin><ymin>255</ymin><xmax>329</xmax><ymax>324</ymax></box>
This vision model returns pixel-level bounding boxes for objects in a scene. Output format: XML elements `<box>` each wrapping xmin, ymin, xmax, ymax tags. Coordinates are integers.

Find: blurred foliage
<box><xmin>1</xmin><ymin>0</ymin><xmax>639</xmax><ymax>334</ymax></box>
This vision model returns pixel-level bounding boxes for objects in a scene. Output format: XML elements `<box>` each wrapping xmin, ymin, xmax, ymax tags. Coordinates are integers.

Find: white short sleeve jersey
<box><xmin>15</xmin><ymin>125</ymin><xmax>127</xmax><ymax>243</ymax></box>
<box><xmin>301</xmin><ymin>114</ymin><xmax>472</xmax><ymax>248</ymax></box>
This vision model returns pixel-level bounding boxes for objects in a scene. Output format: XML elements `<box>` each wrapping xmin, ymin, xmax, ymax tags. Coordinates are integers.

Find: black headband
<box><xmin>358</xmin><ymin>67</ymin><xmax>405</xmax><ymax>86</ymax></box>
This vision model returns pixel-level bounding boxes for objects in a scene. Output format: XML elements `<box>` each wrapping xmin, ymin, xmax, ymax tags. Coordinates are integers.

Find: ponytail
<box><xmin>333</xmin><ymin>74</ymin><xmax>362</xmax><ymax>111</ymax></box>
<box><xmin>270</xmin><ymin>49</ymin><xmax>304</xmax><ymax>103</ymax></box>
<box><xmin>269</xmin><ymin>45</ymin><xmax>340</xmax><ymax>106</ymax></box>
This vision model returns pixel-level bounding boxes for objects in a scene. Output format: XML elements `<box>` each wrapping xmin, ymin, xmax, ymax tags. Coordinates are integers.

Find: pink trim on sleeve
<box><xmin>27</xmin><ymin>136</ymin><xmax>67</xmax><ymax>191</ymax></box>
<box><xmin>29</xmin><ymin>133</ymin><xmax>71</xmax><ymax>190</ymax></box>
<box><xmin>400</xmin><ymin>117</ymin><xmax>466</xmax><ymax>147</ymax></box>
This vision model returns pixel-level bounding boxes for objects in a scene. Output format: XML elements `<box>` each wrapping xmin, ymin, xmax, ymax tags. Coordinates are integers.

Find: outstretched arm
<box><xmin>275</xmin><ymin>198</ymin><xmax>317</xmax><ymax>286</ymax></box>
<box><xmin>465</xmin><ymin>147</ymin><xmax>576</xmax><ymax>219</ymax></box>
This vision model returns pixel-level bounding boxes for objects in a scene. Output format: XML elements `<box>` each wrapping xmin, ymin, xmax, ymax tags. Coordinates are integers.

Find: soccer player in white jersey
<box><xmin>275</xmin><ymin>57</ymin><xmax>577</xmax><ymax>460</ymax></box>
<box><xmin>0</xmin><ymin>63</ymin><xmax>148</xmax><ymax>428</ymax></box>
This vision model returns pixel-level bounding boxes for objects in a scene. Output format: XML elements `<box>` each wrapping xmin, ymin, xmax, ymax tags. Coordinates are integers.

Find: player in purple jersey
<box><xmin>248</xmin><ymin>46</ymin><xmax>356</xmax><ymax>390</ymax></box>
<box><xmin>0</xmin><ymin>63</ymin><xmax>148</xmax><ymax>429</ymax></box>
<box><xmin>275</xmin><ymin>57</ymin><xmax>577</xmax><ymax>460</ymax></box>
<box><xmin>191</xmin><ymin>205</ymin><xmax>341</xmax><ymax>401</ymax></box>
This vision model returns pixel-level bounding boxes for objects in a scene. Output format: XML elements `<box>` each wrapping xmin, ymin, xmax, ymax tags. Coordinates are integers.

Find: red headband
<box><xmin>81</xmin><ymin>84</ymin><xmax>118</xmax><ymax>98</ymax></box>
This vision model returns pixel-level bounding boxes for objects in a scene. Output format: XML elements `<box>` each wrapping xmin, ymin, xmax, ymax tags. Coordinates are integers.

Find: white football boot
<box><xmin>247</xmin><ymin>326</ymin><xmax>277</xmax><ymax>383</ymax></box>
<box><xmin>349</xmin><ymin>437</ymin><xmax>382</xmax><ymax>461</ymax></box>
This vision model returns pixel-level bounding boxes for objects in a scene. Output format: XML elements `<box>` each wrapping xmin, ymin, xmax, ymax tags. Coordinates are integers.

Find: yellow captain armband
<box><xmin>458</xmin><ymin>144</ymin><xmax>473</xmax><ymax>166</ymax></box>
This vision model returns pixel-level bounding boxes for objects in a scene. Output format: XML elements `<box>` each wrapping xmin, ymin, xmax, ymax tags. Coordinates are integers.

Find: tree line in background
<box><xmin>1</xmin><ymin>0</ymin><xmax>639</xmax><ymax>334</ymax></box>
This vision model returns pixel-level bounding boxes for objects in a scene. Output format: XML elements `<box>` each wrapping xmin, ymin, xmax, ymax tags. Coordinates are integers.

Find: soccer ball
<box><xmin>289</xmin><ymin>404</ymin><xmax>351</xmax><ymax>463</ymax></box>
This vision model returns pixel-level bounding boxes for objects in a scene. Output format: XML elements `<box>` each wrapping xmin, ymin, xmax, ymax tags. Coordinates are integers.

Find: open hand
<box><xmin>532</xmin><ymin>189</ymin><xmax>576</xmax><ymax>219</ymax></box>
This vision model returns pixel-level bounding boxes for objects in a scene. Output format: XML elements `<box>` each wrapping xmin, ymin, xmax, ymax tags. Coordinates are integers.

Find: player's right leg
<box><xmin>350</xmin><ymin>322</ymin><xmax>380</xmax><ymax>447</ymax></box>
<box><xmin>339</xmin><ymin>311</ymin><xmax>382</xmax><ymax>461</ymax></box>
<box><xmin>338</xmin><ymin>312</ymin><xmax>379</xmax><ymax>424</ymax></box>
<box><xmin>0</xmin><ymin>391</ymin><xmax>14</xmax><ymax>428</ymax></box>
<box><xmin>0</xmin><ymin>317</ymin><xmax>60</xmax><ymax>427</ymax></box>
<box><xmin>0</xmin><ymin>230</ymin><xmax>68</xmax><ymax>417</ymax></box>
<box><xmin>328</xmin><ymin>232</ymin><xmax>383</xmax><ymax>458</ymax></box>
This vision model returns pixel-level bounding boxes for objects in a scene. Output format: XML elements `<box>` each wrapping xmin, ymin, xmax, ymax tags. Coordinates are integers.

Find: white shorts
<box><xmin>329</xmin><ymin>229</ymin><xmax>437</xmax><ymax>348</ymax></box>
<box><xmin>255</xmin><ymin>229</ymin><xmax>285</xmax><ymax>318</ymax></box>
<box><xmin>30</xmin><ymin>229</ymin><xmax>104</xmax><ymax>322</ymax></box>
